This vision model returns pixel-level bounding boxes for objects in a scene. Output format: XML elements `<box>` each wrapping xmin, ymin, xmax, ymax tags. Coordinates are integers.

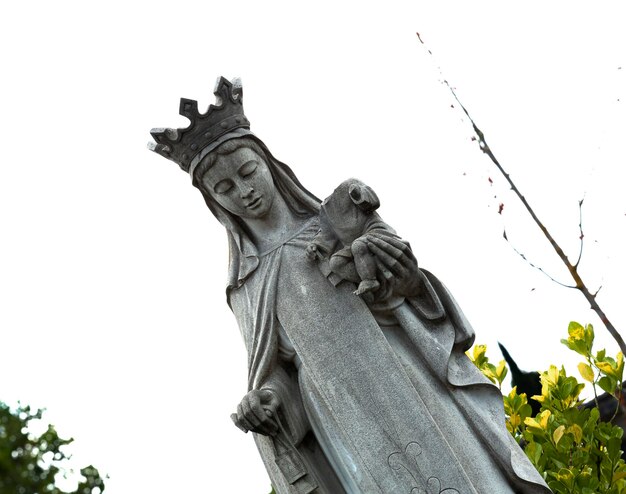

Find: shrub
<box><xmin>468</xmin><ymin>322</ymin><xmax>626</xmax><ymax>494</ymax></box>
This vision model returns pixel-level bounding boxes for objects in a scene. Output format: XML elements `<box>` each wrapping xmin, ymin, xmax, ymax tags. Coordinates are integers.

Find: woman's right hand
<box><xmin>231</xmin><ymin>389</ymin><xmax>280</xmax><ymax>436</ymax></box>
<box><xmin>366</xmin><ymin>234</ymin><xmax>421</xmax><ymax>299</ymax></box>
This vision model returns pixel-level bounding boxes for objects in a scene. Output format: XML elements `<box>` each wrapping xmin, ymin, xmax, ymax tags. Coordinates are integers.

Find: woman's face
<box><xmin>201</xmin><ymin>147</ymin><xmax>276</xmax><ymax>219</ymax></box>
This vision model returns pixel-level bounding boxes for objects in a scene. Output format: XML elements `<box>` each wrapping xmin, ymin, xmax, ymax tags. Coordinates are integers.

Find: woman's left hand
<box><xmin>231</xmin><ymin>389</ymin><xmax>280</xmax><ymax>436</ymax></box>
<box><xmin>365</xmin><ymin>234</ymin><xmax>421</xmax><ymax>298</ymax></box>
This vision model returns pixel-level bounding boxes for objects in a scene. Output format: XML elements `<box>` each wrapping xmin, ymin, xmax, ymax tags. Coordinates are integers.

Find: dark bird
<box><xmin>498</xmin><ymin>342</ymin><xmax>543</xmax><ymax>416</ymax></box>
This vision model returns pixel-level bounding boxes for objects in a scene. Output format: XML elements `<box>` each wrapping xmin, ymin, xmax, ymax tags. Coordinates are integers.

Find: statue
<box><xmin>149</xmin><ymin>77</ymin><xmax>552</xmax><ymax>494</ymax></box>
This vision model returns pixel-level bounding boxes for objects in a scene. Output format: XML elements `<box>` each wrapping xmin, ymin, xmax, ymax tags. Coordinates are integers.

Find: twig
<box><xmin>503</xmin><ymin>229</ymin><xmax>576</xmax><ymax>288</ymax></box>
<box><xmin>609</xmin><ymin>383</ymin><xmax>623</xmax><ymax>423</ymax></box>
<box><xmin>589</xmin><ymin>357</ymin><xmax>601</xmax><ymax>410</ymax></box>
<box><xmin>574</xmin><ymin>198</ymin><xmax>585</xmax><ymax>269</ymax></box>
<box><xmin>416</xmin><ymin>33</ymin><xmax>626</xmax><ymax>356</ymax></box>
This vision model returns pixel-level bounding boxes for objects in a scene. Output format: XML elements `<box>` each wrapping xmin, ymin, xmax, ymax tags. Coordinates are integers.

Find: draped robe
<box><xmin>227</xmin><ymin>219</ymin><xmax>551</xmax><ymax>494</ymax></box>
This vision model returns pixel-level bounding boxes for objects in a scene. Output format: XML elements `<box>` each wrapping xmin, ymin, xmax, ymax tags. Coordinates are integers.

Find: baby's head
<box><xmin>323</xmin><ymin>178</ymin><xmax>380</xmax><ymax>217</ymax></box>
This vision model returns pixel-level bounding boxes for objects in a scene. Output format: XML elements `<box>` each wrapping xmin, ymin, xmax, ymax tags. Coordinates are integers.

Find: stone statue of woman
<box><xmin>149</xmin><ymin>77</ymin><xmax>551</xmax><ymax>494</ymax></box>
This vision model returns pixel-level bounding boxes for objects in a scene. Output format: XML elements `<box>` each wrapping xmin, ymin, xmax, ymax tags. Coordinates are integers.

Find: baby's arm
<box><xmin>305</xmin><ymin>243</ymin><xmax>322</xmax><ymax>260</ymax></box>
<box><xmin>306</xmin><ymin>221</ymin><xmax>339</xmax><ymax>261</ymax></box>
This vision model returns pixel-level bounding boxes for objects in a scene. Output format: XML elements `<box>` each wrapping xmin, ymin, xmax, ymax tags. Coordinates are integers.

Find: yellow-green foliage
<box><xmin>469</xmin><ymin>322</ymin><xmax>626</xmax><ymax>494</ymax></box>
<box><xmin>466</xmin><ymin>344</ymin><xmax>508</xmax><ymax>389</ymax></box>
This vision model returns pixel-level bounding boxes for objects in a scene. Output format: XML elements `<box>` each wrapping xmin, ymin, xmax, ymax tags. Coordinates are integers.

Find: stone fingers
<box><xmin>373</xmin><ymin>234</ymin><xmax>411</xmax><ymax>252</ymax></box>
<box><xmin>235</xmin><ymin>390</ymin><xmax>279</xmax><ymax>436</ymax></box>
<box><xmin>236</xmin><ymin>402</ymin><xmax>254</xmax><ymax>432</ymax></box>
<box><xmin>374</xmin><ymin>256</ymin><xmax>394</xmax><ymax>281</ymax></box>
<box><xmin>230</xmin><ymin>413</ymin><xmax>248</xmax><ymax>433</ymax></box>
<box><xmin>366</xmin><ymin>237</ymin><xmax>404</xmax><ymax>275</ymax></box>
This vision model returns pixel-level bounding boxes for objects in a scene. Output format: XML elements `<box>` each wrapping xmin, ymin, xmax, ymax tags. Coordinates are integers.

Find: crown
<box><xmin>149</xmin><ymin>77</ymin><xmax>250</xmax><ymax>173</ymax></box>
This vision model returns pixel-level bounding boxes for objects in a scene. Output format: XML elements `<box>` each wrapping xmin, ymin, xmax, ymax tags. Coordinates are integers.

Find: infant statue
<box><xmin>306</xmin><ymin>178</ymin><xmax>399</xmax><ymax>296</ymax></box>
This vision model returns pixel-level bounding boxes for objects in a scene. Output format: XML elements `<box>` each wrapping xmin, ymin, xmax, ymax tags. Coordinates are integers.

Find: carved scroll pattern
<box><xmin>387</xmin><ymin>442</ymin><xmax>460</xmax><ymax>494</ymax></box>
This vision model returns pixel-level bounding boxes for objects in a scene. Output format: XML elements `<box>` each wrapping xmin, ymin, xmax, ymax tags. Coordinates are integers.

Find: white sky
<box><xmin>1</xmin><ymin>2</ymin><xmax>625</xmax><ymax>493</ymax></box>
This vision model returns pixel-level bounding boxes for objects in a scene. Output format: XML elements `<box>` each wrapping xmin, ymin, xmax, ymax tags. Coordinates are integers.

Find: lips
<box><xmin>246</xmin><ymin>196</ymin><xmax>263</xmax><ymax>209</ymax></box>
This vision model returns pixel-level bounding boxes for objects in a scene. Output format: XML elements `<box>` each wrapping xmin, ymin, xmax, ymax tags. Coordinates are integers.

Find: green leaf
<box><xmin>613</xmin><ymin>471</ymin><xmax>626</xmax><ymax>482</ymax></box>
<box><xmin>525</xmin><ymin>441</ymin><xmax>543</xmax><ymax>467</ymax></box>
<box><xmin>556</xmin><ymin>468</ymin><xmax>575</xmax><ymax>490</ymax></box>
<box><xmin>596</xmin><ymin>360</ymin><xmax>618</xmax><ymax>377</ymax></box>
<box><xmin>608</xmin><ymin>437</ymin><xmax>622</xmax><ymax>460</ymax></box>
<box><xmin>519</xmin><ymin>403</ymin><xmax>532</xmax><ymax>420</ymax></box>
<box><xmin>598</xmin><ymin>375</ymin><xmax>617</xmax><ymax>394</ymax></box>
<box><xmin>545</xmin><ymin>366</ymin><xmax>560</xmax><ymax>386</ymax></box>
<box><xmin>562</xmin><ymin>321</ymin><xmax>592</xmax><ymax>357</ymax></box>
<box><xmin>568</xmin><ymin>321</ymin><xmax>585</xmax><ymax>336</ymax></box>
<box><xmin>578</xmin><ymin>362</ymin><xmax>595</xmax><ymax>382</ymax></box>
<box><xmin>616</xmin><ymin>352</ymin><xmax>624</xmax><ymax>381</ymax></box>
<box><xmin>471</xmin><ymin>344</ymin><xmax>488</xmax><ymax>367</ymax></box>
<box><xmin>496</xmin><ymin>359</ymin><xmax>508</xmax><ymax>384</ymax></box>
<box><xmin>553</xmin><ymin>425</ymin><xmax>565</xmax><ymax>445</ymax></box>
<box><xmin>584</xmin><ymin>323</ymin><xmax>594</xmax><ymax>350</ymax></box>
<box><xmin>566</xmin><ymin>424</ymin><xmax>583</xmax><ymax>444</ymax></box>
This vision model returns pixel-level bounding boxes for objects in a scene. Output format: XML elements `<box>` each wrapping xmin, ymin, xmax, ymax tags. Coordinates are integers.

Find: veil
<box><xmin>190</xmin><ymin>132</ymin><xmax>321</xmax><ymax>298</ymax></box>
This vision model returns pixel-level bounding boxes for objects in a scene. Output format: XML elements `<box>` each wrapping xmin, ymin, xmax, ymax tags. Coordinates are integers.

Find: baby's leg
<box><xmin>352</xmin><ymin>238</ymin><xmax>380</xmax><ymax>295</ymax></box>
<box><xmin>329</xmin><ymin>251</ymin><xmax>359</xmax><ymax>282</ymax></box>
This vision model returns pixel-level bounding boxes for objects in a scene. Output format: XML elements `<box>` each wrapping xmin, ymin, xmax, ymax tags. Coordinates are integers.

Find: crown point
<box><xmin>179</xmin><ymin>98</ymin><xmax>199</xmax><ymax>119</ymax></box>
<box><xmin>214</xmin><ymin>76</ymin><xmax>230</xmax><ymax>91</ymax></box>
<box><xmin>165</xmin><ymin>128</ymin><xmax>178</xmax><ymax>140</ymax></box>
<box><xmin>220</xmin><ymin>121</ymin><xmax>229</xmax><ymax>129</ymax></box>
<box><xmin>235</xmin><ymin>117</ymin><xmax>242</xmax><ymax>123</ymax></box>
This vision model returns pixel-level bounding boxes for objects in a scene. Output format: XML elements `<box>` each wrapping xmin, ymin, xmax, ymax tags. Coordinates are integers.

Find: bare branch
<box><xmin>416</xmin><ymin>33</ymin><xmax>626</xmax><ymax>355</ymax></box>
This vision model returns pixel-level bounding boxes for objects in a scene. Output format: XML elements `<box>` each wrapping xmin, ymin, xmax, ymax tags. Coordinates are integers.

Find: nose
<box><xmin>239</xmin><ymin>183</ymin><xmax>254</xmax><ymax>198</ymax></box>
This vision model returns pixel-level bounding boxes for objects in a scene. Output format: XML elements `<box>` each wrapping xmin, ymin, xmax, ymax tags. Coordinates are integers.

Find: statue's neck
<box><xmin>241</xmin><ymin>193</ymin><xmax>308</xmax><ymax>253</ymax></box>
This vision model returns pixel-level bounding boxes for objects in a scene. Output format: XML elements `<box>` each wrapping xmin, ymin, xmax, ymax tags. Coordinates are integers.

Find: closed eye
<box><xmin>239</xmin><ymin>160</ymin><xmax>258</xmax><ymax>177</ymax></box>
<box><xmin>214</xmin><ymin>180</ymin><xmax>233</xmax><ymax>194</ymax></box>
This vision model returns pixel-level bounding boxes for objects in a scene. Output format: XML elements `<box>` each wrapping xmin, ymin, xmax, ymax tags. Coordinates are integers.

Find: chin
<box><xmin>248</xmin><ymin>208</ymin><xmax>271</xmax><ymax>219</ymax></box>
<box><xmin>247</xmin><ymin>199</ymin><xmax>274</xmax><ymax>219</ymax></box>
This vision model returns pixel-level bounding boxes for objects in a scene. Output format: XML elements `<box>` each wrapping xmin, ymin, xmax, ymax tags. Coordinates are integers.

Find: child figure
<box><xmin>306</xmin><ymin>178</ymin><xmax>398</xmax><ymax>296</ymax></box>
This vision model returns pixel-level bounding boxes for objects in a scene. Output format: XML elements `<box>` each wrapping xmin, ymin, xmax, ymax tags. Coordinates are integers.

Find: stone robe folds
<box><xmin>228</xmin><ymin>219</ymin><xmax>551</xmax><ymax>494</ymax></box>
